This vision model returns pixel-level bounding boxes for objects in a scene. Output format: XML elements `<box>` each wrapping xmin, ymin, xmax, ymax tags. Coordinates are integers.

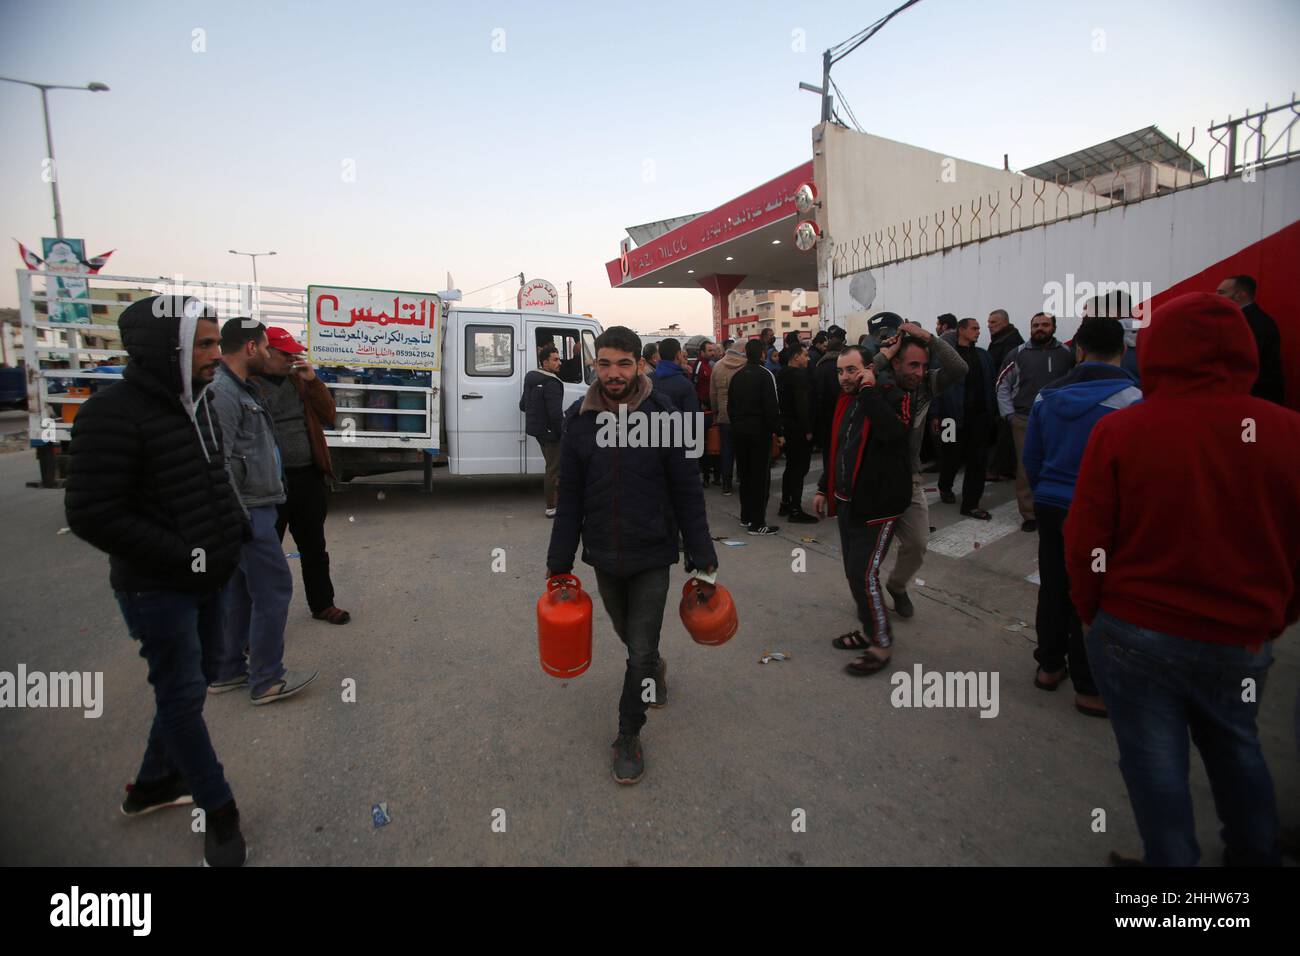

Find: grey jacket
<box><xmin>873</xmin><ymin>332</ymin><xmax>967</xmax><ymax>474</ymax></box>
<box><xmin>996</xmin><ymin>338</ymin><xmax>1075</xmax><ymax>418</ymax></box>
<box><xmin>209</xmin><ymin>362</ymin><xmax>286</xmax><ymax>510</ymax></box>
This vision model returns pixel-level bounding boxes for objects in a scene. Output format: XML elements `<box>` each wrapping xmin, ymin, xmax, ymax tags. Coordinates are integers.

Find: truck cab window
<box><xmin>534</xmin><ymin>327</ymin><xmax>584</xmax><ymax>384</ymax></box>
<box><xmin>467</xmin><ymin>326</ymin><xmax>514</xmax><ymax>377</ymax></box>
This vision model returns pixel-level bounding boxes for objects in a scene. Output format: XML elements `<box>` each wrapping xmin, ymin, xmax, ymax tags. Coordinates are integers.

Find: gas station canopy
<box><xmin>605</xmin><ymin>162</ymin><xmax>817</xmax><ymax>292</ymax></box>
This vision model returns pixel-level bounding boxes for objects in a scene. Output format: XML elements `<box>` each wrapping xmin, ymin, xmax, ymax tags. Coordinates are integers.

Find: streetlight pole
<box><xmin>228</xmin><ymin>249</ymin><xmax>276</xmax><ymax>318</ymax></box>
<box><xmin>0</xmin><ymin>77</ymin><xmax>110</xmax><ymax>239</ymax></box>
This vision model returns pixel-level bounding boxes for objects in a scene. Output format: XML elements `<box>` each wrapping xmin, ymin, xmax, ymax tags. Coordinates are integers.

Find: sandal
<box><xmin>844</xmin><ymin>651</ymin><xmax>891</xmax><ymax>676</ymax></box>
<box><xmin>1034</xmin><ymin>667</ymin><xmax>1067</xmax><ymax>691</ymax></box>
<box><xmin>832</xmin><ymin>629</ymin><xmax>870</xmax><ymax>650</ymax></box>
<box><xmin>960</xmin><ymin>508</ymin><xmax>993</xmax><ymax>520</ymax></box>
<box><xmin>313</xmin><ymin>607</ymin><xmax>352</xmax><ymax>625</ymax></box>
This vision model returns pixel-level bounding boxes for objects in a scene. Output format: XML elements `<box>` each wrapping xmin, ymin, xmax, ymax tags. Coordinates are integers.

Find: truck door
<box><xmin>523</xmin><ymin>320</ymin><xmax>594</xmax><ymax>475</ymax></box>
<box><xmin>449</xmin><ymin>317</ymin><xmax>523</xmax><ymax>475</ymax></box>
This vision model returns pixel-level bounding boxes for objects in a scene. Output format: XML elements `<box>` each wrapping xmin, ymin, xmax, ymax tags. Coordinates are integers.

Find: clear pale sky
<box><xmin>2</xmin><ymin>0</ymin><xmax>1297</xmax><ymax>335</ymax></box>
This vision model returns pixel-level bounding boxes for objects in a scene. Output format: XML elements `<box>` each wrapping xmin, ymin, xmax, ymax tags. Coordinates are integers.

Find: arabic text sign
<box><xmin>518</xmin><ymin>278</ymin><xmax>559</xmax><ymax>311</ymax></box>
<box><xmin>307</xmin><ymin>285</ymin><xmax>442</xmax><ymax>369</ymax></box>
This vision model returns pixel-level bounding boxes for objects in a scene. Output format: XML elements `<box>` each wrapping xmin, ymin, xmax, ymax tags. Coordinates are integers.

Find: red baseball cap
<box><xmin>266</xmin><ymin>326</ymin><xmax>307</xmax><ymax>354</ymax></box>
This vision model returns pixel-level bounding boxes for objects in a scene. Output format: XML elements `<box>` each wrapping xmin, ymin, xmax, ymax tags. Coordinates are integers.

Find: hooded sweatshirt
<box><xmin>708</xmin><ymin>348</ymin><xmax>747</xmax><ymax>424</ymax></box>
<box><xmin>651</xmin><ymin>359</ymin><xmax>701</xmax><ymax>415</ymax></box>
<box><xmin>1022</xmin><ymin>362</ymin><xmax>1141</xmax><ymax>509</ymax></box>
<box><xmin>1064</xmin><ymin>292</ymin><xmax>1300</xmax><ymax>647</ymax></box>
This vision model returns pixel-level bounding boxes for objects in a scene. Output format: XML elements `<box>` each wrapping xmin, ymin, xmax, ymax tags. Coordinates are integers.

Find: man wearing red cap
<box><xmin>255</xmin><ymin>327</ymin><xmax>350</xmax><ymax>625</ymax></box>
<box><xmin>1066</xmin><ymin>291</ymin><xmax>1300</xmax><ymax>867</ymax></box>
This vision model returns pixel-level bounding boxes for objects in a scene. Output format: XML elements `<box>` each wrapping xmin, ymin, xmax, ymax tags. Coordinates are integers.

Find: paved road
<box><xmin>0</xmin><ymin>449</ymin><xmax>1295</xmax><ymax>865</ymax></box>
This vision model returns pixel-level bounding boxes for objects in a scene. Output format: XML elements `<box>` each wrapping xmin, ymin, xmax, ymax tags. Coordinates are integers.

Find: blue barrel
<box><xmin>395</xmin><ymin>371</ymin><xmax>426</xmax><ymax>433</ymax></box>
<box><xmin>365</xmin><ymin>372</ymin><xmax>397</xmax><ymax>432</ymax></box>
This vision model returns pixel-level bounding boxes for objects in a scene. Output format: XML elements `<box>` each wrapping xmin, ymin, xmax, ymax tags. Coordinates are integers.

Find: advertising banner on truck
<box><xmin>307</xmin><ymin>284</ymin><xmax>443</xmax><ymax>369</ymax></box>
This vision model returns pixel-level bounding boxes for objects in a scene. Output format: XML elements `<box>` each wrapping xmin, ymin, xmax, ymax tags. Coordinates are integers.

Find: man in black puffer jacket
<box><xmin>65</xmin><ymin>295</ymin><xmax>248</xmax><ymax>867</ymax></box>
<box><xmin>813</xmin><ymin>346</ymin><xmax>912</xmax><ymax>679</ymax></box>
<box><xmin>519</xmin><ymin>344</ymin><xmax>565</xmax><ymax>516</ymax></box>
<box><xmin>547</xmin><ymin>326</ymin><xmax>718</xmax><ymax>786</ymax></box>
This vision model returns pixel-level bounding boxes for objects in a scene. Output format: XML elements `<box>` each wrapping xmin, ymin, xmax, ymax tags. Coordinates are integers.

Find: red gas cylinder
<box><xmin>679</xmin><ymin>579</ymin><xmax>738</xmax><ymax>646</ymax></box>
<box><xmin>537</xmin><ymin>575</ymin><xmax>593</xmax><ymax>678</ymax></box>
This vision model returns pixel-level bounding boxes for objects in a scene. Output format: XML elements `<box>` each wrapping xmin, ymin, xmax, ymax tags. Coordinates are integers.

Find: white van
<box><xmin>17</xmin><ymin>270</ymin><xmax>603</xmax><ymax>492</ymax></box>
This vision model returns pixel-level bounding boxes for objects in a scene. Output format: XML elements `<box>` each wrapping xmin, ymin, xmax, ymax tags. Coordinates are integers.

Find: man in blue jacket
<box><xmin>520</xmin><ymin>345</ymin><xmax>565</xmax><ymax>517</ymax></box>
<box><xmin>1022</xmin><ymin>316</ymin><xmax>1141</xmax><ymax>717</ymax></box>
<box><xmin>547</xmin><ymin>326</ymin><xmax>718</xmax><ymax>785</ymax></box>
<box><xmin>650</xmin><ymin>337</ymin><xmax>700</xmax><ymax>415</ymax></box>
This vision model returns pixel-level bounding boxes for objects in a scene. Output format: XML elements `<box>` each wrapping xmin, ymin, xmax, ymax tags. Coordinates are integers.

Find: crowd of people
<box><xmin>541</xmin><ymin>275</ymin><xmax>1297</xmax><ymax>868</ymax></box>
<box><xmin>60</xmin><ymin>275</ymin><xmax>1295</xmax><ymax>868</ymax></box>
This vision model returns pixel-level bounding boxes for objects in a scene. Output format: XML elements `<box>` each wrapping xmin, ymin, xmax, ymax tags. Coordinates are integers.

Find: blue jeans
<box><xmin>220</xmin><ymin>505</ymin><xmax>291</xmax><ymax>695</ymax></box>
<box><xmin>718</xmin><ymin>423</ymin><xmax>735</xmax><ymax>486</ymax></box>
<box><xmin>115</xmin><ymin>588</ymin><xmax>234</xmax><ymax>811</ymax></box>
<box><xmin>1086</xmin><ymin>610</ymin><xmax>1280</xmax><ymax>866</ymax></box>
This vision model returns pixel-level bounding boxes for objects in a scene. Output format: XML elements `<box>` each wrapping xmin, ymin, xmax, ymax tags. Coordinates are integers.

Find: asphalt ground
<box><xmin>0</xmin><ymin>446</ymin><xmax>1295</xmax><ymax>866</ymax></box>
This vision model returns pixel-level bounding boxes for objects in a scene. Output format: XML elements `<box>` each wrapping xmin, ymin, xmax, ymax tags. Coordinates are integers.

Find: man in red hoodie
<box><xmin>1065</xmin><ymin>292</ymin><xmax>1300</xmax><ymax>867</ymax></box>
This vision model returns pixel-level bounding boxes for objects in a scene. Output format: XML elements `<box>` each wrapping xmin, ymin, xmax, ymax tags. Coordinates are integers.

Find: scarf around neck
<box><xmin>580</xmin><ymin>371</ymin><xmax>653</xmax><ymax>415</ymax></box>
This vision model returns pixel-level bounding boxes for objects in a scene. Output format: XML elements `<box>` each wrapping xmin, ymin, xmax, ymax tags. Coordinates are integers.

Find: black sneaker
<box><xmin>747</xmin><ymin>524</ymin><xmax>780</xmax><ymax>535</ymax></box>
<box><xmin>721</xmin><ymin>481</ymin><xmax>733</xmax><ymax>497</ymax></box>
<box><xmin>777</xmin><ymin>501</ymin><xmax>790</xmax><ymax>516</ymax></box>
<box><xmin>612</xmin><ymin>734</ymin><xmax>644</xmax><ymax>785</ymax></box>
<box><xmin>649</xmin><ymin>658</ymin><xmax>668</xmax><ymax>709</ymax></box>
<box><xmin>887</xmin><ymin>587</ymin><xmax>914</xmax><ymax>618</ymax></box>
<box><xmin>787</xmin><ymin>508</ymin><xmax>818</xmax><ymax>524</ymax></box>
<box><xmin>1022</xmin><ymin>519</ymin><xmax>1038</xmax><ymax>532</ymax></box>
<box><xmin>121</xmin><ymin>773</ymin><xmax>193</xmax><ymax>817</ymax></box>
<box><xmin>203</xmin><ymin>800</ymin><xmax>247</xmax><ymax>867</ymax></box>
<box><xmin>939</xmin><ymin>489</ymin><xmax>956</xmax><ymax>504</ymax></box>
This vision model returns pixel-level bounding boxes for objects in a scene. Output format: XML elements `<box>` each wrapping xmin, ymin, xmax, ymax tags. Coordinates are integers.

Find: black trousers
<box><xmin>989</xmin><ymin>416</ymin><xmax>1017</xmax><ymax>478</ymax></box>
<box><xmin>733</xmin><ymin>433</ymin><xmax>772</xmax><ymax>528</ymax></box>
<box><xmin>938</xmin><ymin>413</ymin><xmax>988</xmax><ymax>511</ymax></box>
<box><xmin>594</xmin><ymin>566</ymin><xmax>669</xmax><ymax>736</ymax></box>
<box><xmin>837</xmin><ymin>509</ymin><xmax>898</xmax><ymax>648</ymax></box>
<box><xmin>275</xmin><ymin>465</ymin><xmax>336</xmax><ymax>614</ymax></box>
<box><xmin>1033</xmin><ymin>503</ymin><xmax>1096</xmax><ymax>694</ymax></box>
<box><xmin>781</xmin><ymin>432</ymin><xmax>812</xmax><ymax>509</ymax></box>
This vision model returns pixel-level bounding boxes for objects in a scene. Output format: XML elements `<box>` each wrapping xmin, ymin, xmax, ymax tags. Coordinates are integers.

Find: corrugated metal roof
<box><xmin>625</xmin><ymin>214</ymin><xmax>704</xmax><ymax>247</ymax></box>
<box><xmin>1022</xmin><ymin>126</ymin><xmax>1205</xmax><ymax>183</ymax></box>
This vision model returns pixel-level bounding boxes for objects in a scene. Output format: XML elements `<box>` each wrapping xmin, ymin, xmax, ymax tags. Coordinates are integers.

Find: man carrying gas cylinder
<box><xmin>546</xmin><ymin>326</ymin><xmax>719</xmax><ymax>785</ymax></box>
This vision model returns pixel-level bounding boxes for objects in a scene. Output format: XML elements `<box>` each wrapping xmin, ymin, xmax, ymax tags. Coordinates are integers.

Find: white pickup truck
<box><xmin>17</xmin><ymin>270</ymin><xmax>603</xmax><ymax>492</ymax></box>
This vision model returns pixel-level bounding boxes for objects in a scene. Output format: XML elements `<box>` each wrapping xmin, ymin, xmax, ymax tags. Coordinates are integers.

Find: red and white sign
<box><xmin>518</xmin><ymin>278</ymin><xmax>559</xmax><ymax>312</ymax></box>
<box><xmin>307</xmin><ymin>284</ymin><xmax>443</xmax><ymax>369</ymax></box>
<box><xmin>605</xmin><ymin>161</ymin><xmax>813</xmax><ymax>286</ymax></box>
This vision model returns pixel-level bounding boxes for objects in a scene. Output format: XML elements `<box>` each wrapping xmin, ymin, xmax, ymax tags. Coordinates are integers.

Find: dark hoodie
<box><xmin>65</xmin><ymin>296</ymin><xmax>247</xmax><ymax>593</ymax></box>
<box><xmin>1064</xmin><ymin>292</ymin><xmax>1300</xmax><ymax>647</ymax></box>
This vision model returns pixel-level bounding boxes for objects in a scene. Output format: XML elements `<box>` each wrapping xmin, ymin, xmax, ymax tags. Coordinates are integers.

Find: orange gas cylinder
<box><xmin>679</xmin><ymin>579</ymin><xmax>738</xmax><ymax>646</ymax></box>
<box><xmin>537</xmin><ymin>575</ymin><xmax>593</xmax><ymax>678</ymax></box>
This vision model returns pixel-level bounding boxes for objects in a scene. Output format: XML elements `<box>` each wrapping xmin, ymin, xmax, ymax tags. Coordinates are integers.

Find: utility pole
<box><xmin>566</xmin><ymin>281</ymin><xmax>572</xmax><ymax>314</ymax></box>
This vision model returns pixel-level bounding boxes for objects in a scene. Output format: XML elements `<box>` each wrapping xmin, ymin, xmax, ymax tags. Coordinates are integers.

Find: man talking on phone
<box><xmin>254</xmin><ymin>327</ymin><xmax>351</xmax><ymax>626</ymax></box>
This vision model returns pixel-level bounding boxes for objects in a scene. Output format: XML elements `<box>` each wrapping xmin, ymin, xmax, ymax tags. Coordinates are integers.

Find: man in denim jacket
<box><xmin>209</xmin><ymin>319</ymin><xmax>316</xmax><ymax>706</ymax></box>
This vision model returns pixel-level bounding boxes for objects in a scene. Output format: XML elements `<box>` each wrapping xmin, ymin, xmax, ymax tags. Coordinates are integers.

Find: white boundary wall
<box><xmin>827</xmin><ymin>159</ymin><xmax>1300</xmax><ymax>344</ymax></box>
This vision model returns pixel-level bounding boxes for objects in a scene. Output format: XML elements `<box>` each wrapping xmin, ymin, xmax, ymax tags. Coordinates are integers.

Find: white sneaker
<box><xmin>544</xmin><ymin>508</ymin><xmax>557</xmax><ymax>518</ymax></box>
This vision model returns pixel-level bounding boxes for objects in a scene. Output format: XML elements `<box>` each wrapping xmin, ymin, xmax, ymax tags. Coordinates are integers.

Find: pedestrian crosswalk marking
<box><xmin>926</xmin><ymin>500</ymin><xmax>1022</xmax><ymax>558</ymax></box>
